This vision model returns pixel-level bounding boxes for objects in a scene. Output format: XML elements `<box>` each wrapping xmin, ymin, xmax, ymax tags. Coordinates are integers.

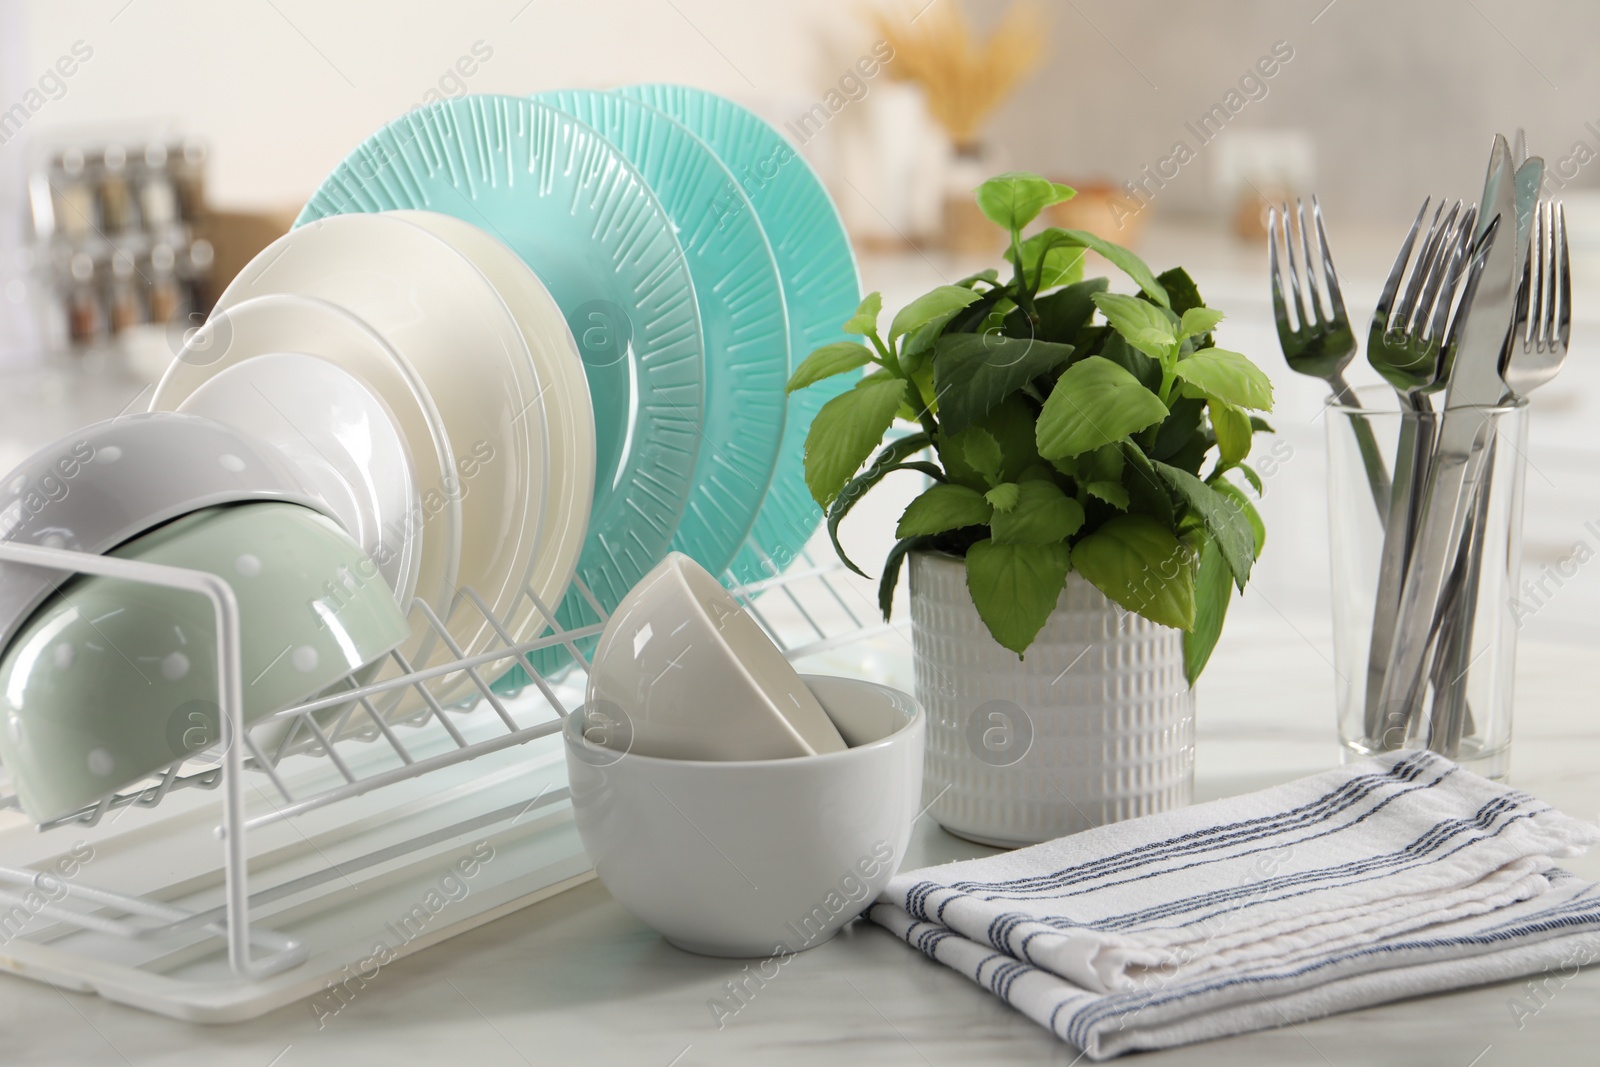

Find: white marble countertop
<box><xmin>2</xmin><ymin>231</ymin><xmax>1599</xmax><ymax>1064</ymax></box>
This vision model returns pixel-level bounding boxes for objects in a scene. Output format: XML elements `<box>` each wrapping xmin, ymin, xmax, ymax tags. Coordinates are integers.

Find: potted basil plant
<box><xmin>789</xmin><ymin>172</ymin><xmax>1274</xmax><ymax>846</ymax></box>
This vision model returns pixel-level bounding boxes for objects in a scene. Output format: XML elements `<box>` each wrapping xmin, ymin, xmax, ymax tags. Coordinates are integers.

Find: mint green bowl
<box><xmin>0</xmin><ymin>502</ymin><xmax>410</xmax><ymax>822</ymax></box>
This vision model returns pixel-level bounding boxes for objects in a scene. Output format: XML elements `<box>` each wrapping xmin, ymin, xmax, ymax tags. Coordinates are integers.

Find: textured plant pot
<box><xmin>909</xmin><ymin>550</ymin><xmax>1195</xmax><ymax>848</ymax></box>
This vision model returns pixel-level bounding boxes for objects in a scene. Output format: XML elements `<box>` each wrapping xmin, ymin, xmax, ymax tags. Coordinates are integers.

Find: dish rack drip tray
<box><xmin>0</xmin><ymin>536</ymin><xmax>893</xmax><ymax>1021</ymax></box>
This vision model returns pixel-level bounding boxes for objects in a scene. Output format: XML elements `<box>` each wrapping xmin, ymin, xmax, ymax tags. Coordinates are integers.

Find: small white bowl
<box><xmin>564</xmin><ymin>674</ymin><xmax>924</xmax><ymax>958</ymax></box>
<box><xmin>585</xmin><ymin>552</ymin><xmax>845</xmax><ymax>760</ymax></box>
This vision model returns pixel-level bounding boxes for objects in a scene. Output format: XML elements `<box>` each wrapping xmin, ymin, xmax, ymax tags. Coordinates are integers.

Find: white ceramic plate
<box><xmin>208</xmin><ymin>214</ymin><xmax>551</xmax><ymax>707</ymax></box>
<box><xmin>152</xmin><ymin>293</ymin><xmax>459</xmax><ymax>627</ymax></box>
<box><xmin>391</xmin><ymin>210</ymin><xmax>594</xmax><ymax>679</ymax></box>
<box><xmin>174</xmin><ymin>352</ymin><xmax>422</xmax><ymax>610</ymax></box>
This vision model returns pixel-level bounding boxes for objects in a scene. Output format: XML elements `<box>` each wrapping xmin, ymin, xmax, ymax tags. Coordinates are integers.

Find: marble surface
<box><xmin>2</xmin><ymin>231</ymin><xmax>1600</xmax><ymax>1064</ymax></box>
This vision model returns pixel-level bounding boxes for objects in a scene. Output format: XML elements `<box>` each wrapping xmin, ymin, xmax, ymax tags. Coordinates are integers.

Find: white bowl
<box><xmin>564</xmin><ymin>674</ymin><xmax>924</xmax><ymax>957</ymax></box>
<box><xmin>585</xmin><ymin>552</ymin><xmax>845</xmax><ymax>760</ymax></box>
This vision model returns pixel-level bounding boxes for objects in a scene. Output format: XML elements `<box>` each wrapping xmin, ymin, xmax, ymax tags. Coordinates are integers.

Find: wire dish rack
<box><xmin>0</xmin><ymin>535</ymin><xmax>896</xmax><ymax>1022</ymax></box>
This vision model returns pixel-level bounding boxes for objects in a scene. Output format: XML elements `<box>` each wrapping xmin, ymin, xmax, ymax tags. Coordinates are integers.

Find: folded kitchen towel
<box><xmin>869</xmin><ymin>751</ymin><xmax>1600</xmax><ymax>1059</ymax></box>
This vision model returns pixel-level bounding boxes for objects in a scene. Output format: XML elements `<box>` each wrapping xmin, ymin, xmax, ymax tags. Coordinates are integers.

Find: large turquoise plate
<box><xmin>297</xmin><ymin>95</ymin><xmax>703</xmax><ymax>674</ymax></box>
<box><xmin>534</xmin><ymin>89</ymin><xmax>788</xmax><ymax>576</ymax></box>
<box><xmin>622</xmin><ymin>85</ymin><xmax>862</xmax><ymax>587</ymax></box>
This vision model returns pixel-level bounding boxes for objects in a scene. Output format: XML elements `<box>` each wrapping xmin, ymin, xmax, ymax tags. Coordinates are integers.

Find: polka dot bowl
<box><xmin>0</xmin><ymin>411</ymin><xmax>335</xmax><ymax>661</ymax></box>
<box><xmin>0</xmin><ymin>501</ymin><xmax>410</xmax><ymax>823</ymax></box>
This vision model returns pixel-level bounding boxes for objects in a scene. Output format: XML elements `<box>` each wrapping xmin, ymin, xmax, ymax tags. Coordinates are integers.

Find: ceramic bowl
<box><xmin>565</xmin><ymin>674</ymin><xmax>924</xmax><ymax>957</ymax></box>
<box><xmin>0</xmin><ymin>502</ymin><xmax>410</xmax><ymax>823</ymax></box>
<box><xmin>585</xmin><ymin>552</ymin><xmax>845</xmax><ymax>760</ymax></box>
<box><xmin>0</xmin><ymin>412</ymin><xmax>332</xmax><ymax>657</ymax></box>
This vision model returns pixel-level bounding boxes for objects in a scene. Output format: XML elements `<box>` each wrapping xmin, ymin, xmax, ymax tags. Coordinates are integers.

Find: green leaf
<box><xmin>1250</xmin><ymin>415</ymin><xmax>1276</xmax><ymax>433</ymax></box>
<box><xmin>1183</xmin><ymin>532</ymin><xmax>1233</xmax><ymax>685</ymax></box>
<box><xmin>1086</xmin><ymin>480</ymin><xmax>1130</xmax><ymax>509</ymax></box>
<box><xmin>879</xmin><ymin>536</ymin><xmax>933</xmax><ymax>622</ymax></box>
<box><xmin>787</xmin><ymin>341</ymin><xmax>873</xmax><ymax>394</ymax></box>
<box><xmin>990</xmin><ymin>479</ymin><xmax>1084</xmax><ymax>545</ymax></box>
<box><xmin>1093</xmin><ymin>292</ymin><xmax>1176</xmax><ymax>361</ymax></box>
<box><xmin>1017</xmin><ymin>230</ymin><xmax>1087</xmax><ymax>290</ymax></box>
<box><xmin>955</xmin><ymin>267</ymin><xmax>1000</xmax><ymax>289</ymax></box>
<box><xmin>1209</xmin><ymin>399</ymin><xmax>1252</xmax><ymax>466</ymax></box>
<box><xmin>931</xmin><ymin>333</ymin><xmax>1076</xmax><ymax>435</ymax></box>
<box><xmin>1156</xmin><ymin>266</ymin><xmax>1204</xmax><ymax>316</ymax></box>
<box><xmin>974</xmin><ymin>171</ymin><xmax>1076</xmax><ymax>232</ymax></box>
<box><xmin>896</xmin><ymin>483</ymin><xmax>992</xmax><ymax>538</ymax></box>
<box><xmin>1071</xmin><ymin>515</ymin><xmax>1196</xmax><ymax>630</ymax></box>
<box><xmin>1120</xmin><ymin>441</ymin><xmax>1175</xmax><ymax>526</ymax></box>
<box><xmin>1150</xmin><ymin>396</ymin><xmax>1205</xmax><ymax>461</ymax></box>
<box><xmin>889</xmin><ymin>286</ymin><xmax>984</xmax><ymax>342</ymax></box>
<box><xmin>1174</xmin><ymin>348</ymin><xmax>1275</xmax><ymax>411</ymax></box>
<box><xmin>1026</xmin><ymin>228</ymin><xmax>1170</xmax><ymax>307</ymax></box>
<box><xmin>964</xmin><ymin>539</ymin><xmax>1071</xmax><ymax>656</ymax></box>
<box><xmin>1179</xmin><ymin>307</ymin><xmax>1226</xmax><ymax>340</ymax></box>
<box><xmin>803</xmin><ymin>377</ymin><xmax>907</xmax><ymax>507</ymax></box>
<box><xmin>984</xmin><ymin>482</ymin><xmax>1020</xmax><ymax>512</ymax></box>
<box><xmin>1238</xmin><ymin>463</ymin><xmax>1264</xmax><ymax>495</ymax></box>
<box><xmin>843</xmin><ymin>291</ymin><xmax>883</xmax><ymax>337</ymax></box>
<box><xmin>962</xmin><ymin>427</ymin><xmax>1003</xmax><ymax>482</ymax></box>
<box><xmin>1035</xmin><ymin>278</ymin><xmax>1109</xmax><ymax>344</ymax></box>
<box><xmin>1214</xmin><ymin>478</ymin><xmax>1266</xmax><ymax>555</ymax></box>
<box><xmin>1098</xmin><ymin>331</ymin><xmax>1162</xmax><ymax>392</ymax></box>
<box><xmin>827</xmin><ymin>432</ymin><xmax>933</xmax><ymax>576</ymax></box>
<box><xmin>1036</xmin><ymin>356</ymin><xmax>1169</xmax><ymax>460</ymax></box>
<box><xmin>1151</xmin><ymin>460</ymin><xmax>1255</xmax><ymax>590</ymax></box>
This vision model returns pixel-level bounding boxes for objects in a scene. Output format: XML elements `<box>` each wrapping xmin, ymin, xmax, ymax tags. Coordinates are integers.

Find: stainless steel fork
<box><xmin>1360</xmin><ymin>199</ymin><xmax>1477</xmax><ymax>744</ymax></box>
<box><xmin>1269</xmin><ymin>199</ymin><xmax>1392</xmax><ymax>519</ymax></box>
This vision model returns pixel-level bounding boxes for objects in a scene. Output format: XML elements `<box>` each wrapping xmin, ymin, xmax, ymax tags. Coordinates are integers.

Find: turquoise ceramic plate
<box><xmin>622</xmin><ymin>85</ymin><xmax>862</xmax><ymax>587</ymax></box>
<box><xmin>297</xmin><ymin>95</ymin><xmax>703</xmax><ymax>670</ymax></box>
<box><xmin>535</xmin><ymin>89</ymin><xmax>789</xmax><ymax>576</ymax></box>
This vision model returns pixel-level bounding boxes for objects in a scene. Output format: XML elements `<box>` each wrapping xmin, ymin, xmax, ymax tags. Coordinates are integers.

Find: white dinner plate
<box><xmin>174</xmin><ymin>352</ymin><xmax>422</xmax><ymax>611</ymax></box>
<box><xmin>208</xmin><ymin>213</ymin><xmax>551</xmax><ymax>710</ymax></box>
<box><xmin>391</xmin><ymin>210</ymin><xmax>594</xmax><ymax>683</ymax></box>
<box><xmin>153</xmin><ymin>293</ymin><xmax>460</xmax><ymax>630</ymax></box>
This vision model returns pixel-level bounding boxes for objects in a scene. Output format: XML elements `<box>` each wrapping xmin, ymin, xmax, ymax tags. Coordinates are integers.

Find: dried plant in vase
<box><xmin>872</xmin><ymin>0</ymin><xmax>1048</xmax><ymax>252</ymax></box>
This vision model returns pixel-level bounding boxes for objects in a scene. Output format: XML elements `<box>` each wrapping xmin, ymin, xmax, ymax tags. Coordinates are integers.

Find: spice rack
<box><xmin>0</xmin><ymin>534</ymin><xmax>892</xmax><ymax>1021</ymax></box>
<box><xmin>25</xmin><ymin>136</ymin><xmax>213</xmax><ymax>354</ymax></box>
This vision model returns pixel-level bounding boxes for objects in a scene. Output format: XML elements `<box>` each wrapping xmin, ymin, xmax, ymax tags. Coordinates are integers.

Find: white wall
<box><xmin>17</xmin><ymin>0</ymin><xmax>879</xmax><ymax>208</ymax></box>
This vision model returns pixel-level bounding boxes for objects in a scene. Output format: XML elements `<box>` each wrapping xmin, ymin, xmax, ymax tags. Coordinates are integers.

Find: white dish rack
<box><xmin>0</xmin><ymin>536</ymin><xmax>892</xmax><ymax>1022</ymax></box>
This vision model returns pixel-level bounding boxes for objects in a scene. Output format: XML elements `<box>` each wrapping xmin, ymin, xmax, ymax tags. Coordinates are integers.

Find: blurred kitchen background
<box><xmin>3</xmin><ymin>0</ymin><xmax>1599</xmax><ymax>757</ymax></box>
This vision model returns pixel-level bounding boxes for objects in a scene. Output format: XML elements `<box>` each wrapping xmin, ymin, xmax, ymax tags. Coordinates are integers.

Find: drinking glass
<box><xmin>1326</xmin><ymin>386</ymin><xmax>1529</xmax><ymax>780</ymax></box>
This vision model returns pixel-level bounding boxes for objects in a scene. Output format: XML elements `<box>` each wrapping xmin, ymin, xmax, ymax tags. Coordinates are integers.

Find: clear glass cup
<box><xmin>1326</xmin><ymin>386</ymin><xmax>1529</xmax><ymax>780</ymax></box>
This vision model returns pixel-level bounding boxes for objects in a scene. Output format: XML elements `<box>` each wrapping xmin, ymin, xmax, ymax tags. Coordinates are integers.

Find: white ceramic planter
<box><xmin>909</xmin><ymin>550</ymin><xmax>1194</xmax><ymax>848</ymax></box>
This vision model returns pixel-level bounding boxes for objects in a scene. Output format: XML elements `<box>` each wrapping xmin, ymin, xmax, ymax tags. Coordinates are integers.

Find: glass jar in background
<box><xmin>106</xmin><ymin>249</ymin><xmax>141</xmax><ymax>334</ymax></box>
<box><xmin>138</xmin><ymin>142</ymin><xmax>179</xmax><ymax>232</ymax></box>
<box><xmin>66</xmin><ymin>251</ymin><xmax>101</xmax><ymax>345</ymax></box>
<box><xmin>146</xmin><ymin>242</ymin><xmax>183</xmax><ymax>327</ymax></box>
<box><xmin>53</xmin><ymin>149</ymin><xmax>96</xmax><ymax>240</ymax></box>
<box><xmin>1326</xmin><ymin>387</ymin><xmax>1529</xmax><ymax>781</ymax></box>
<box><xmin>172</xmin><ymin>138</ymin><xmax>207</xmax><ymax>222</ymax></box>
<box><xmin>185</xmin><ymin>237</ymin><xmax>214</xmax><ymax>315</ymax></box>
<box><xmin>98</xmin><ymin>144</ymin><xmax>134</xmax><ymax>233</ymax></box>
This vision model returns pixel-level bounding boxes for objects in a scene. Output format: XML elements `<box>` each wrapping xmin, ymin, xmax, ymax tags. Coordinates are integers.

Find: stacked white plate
<box><xmin>152</xmin><ymin>86</ymin><xmax>860</xmax><ymax>719</ymax></box>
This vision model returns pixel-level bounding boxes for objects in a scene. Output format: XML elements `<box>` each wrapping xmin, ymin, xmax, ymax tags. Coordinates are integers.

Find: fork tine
<box><xmin>1397</xmin><ymin>201</ymin><xmax>1450</xmax><ymax>329</ymax></box>
<box><xmin>1374</xmin><ymin>198</ymin><xmax>1432</xmax><ymax>328</ymax></box>
<box><xmin>1536</xmin><ymin>201</ymin><xmax>1553</xmax><ymax>350</ymax></box>
<box><xmin>1312</xmin><ymin>197</ymin><xmax>1349</xmax><ymax>327</ymax></box>
<box><xmin>1410</xmin><ymin>201</ymin><xmax>1464</xmax><ymax>340</ymax></box>
<box><xmin>1280</xmin><ymin>202</ymin><xmax>1310</xmax><ymax>333</ymax></box>
<box><xmin>1296</xmin><ymin>199</ymin><xmax>1326</xmax><ymax>327</ymax></box>
<box><xmin>1268</xmin><ymin>205</ymin><xmax>1294</xmax><ymax>340</ymax></box>
<box><xmin>1430</xmin><ymin>206</ymin><xmax>1477</xmax><ymax>348</ymax></box>
<box><xmin>1556</xmin><ymin>201</ymin><xmax>1572</xmax><ymax>351</ymax></box>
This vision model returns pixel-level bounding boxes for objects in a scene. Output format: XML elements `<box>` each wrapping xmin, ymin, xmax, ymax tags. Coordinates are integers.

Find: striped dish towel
<box><xmin>869</xmin><ymin>752</ymin><xmax>1600</xmax><ymax>1059</ymax></box>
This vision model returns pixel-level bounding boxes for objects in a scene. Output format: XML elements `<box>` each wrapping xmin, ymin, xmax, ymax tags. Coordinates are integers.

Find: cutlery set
<box><xmin>1274</xmin><ymin>133</ymin><xmax>1572</xmax><ymax>762</ymax></box>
